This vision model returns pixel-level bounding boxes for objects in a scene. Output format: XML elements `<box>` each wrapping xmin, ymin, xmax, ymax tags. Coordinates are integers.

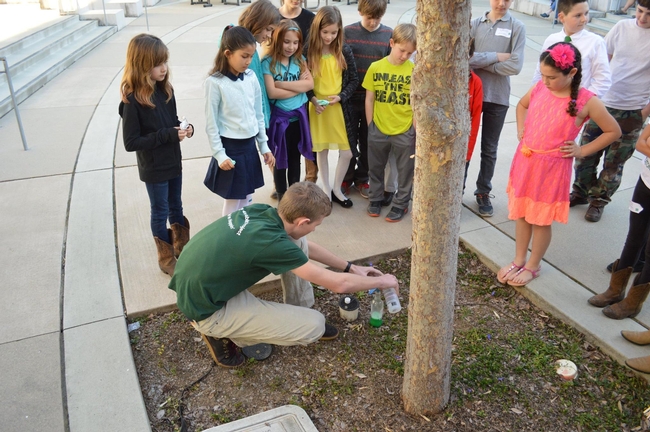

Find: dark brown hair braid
<box><xmin>539</xmin><ymin>42</ymin><xmax>582</xmax><ymax>117</ymax></box>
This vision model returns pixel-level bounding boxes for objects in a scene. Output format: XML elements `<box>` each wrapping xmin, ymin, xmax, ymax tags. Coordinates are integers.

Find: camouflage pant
<box><xmin>572</xmin><ymin>107</ymin><xmax>645</xmax><ymax>206</ymax></box>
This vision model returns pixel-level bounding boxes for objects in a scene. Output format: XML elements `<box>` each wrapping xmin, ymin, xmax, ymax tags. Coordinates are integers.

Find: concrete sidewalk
<box><xmin>0</xmin><ymin>0</ymin><xmax>647</xmax><ymax>430</ymax></box>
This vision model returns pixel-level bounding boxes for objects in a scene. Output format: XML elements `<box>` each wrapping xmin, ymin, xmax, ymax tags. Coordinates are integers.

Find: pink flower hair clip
<box><xmin>547</xmin><ymin>44</ymin><xmax>576</xmax><ymax>70</ymax></box>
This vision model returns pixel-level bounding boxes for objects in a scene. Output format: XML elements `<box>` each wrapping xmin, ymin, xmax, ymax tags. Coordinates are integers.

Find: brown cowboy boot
<box><xmin>304</xmin><ymin>158</ymin><xmax>318</xmax><ymax>183</ymax></box>
<box><xmin>154</xmin><ymin>229</ymin><xmax>176</xmax><ymax>276</ymax></box>
<box><xmin>625</xmin><ymin>354</ymin><xmax>650</xmax><ymax>374</ymax></box>
<box><xmin>602</xmin><ymin>275</ymin><xmax>650</xmax><ymax>319</ymax></box>
<box><xmin>587</xmin><ymin>259</ymin><xmax>633</xmax><ymax>307</ymax></box>
<box><xmin>170</xmin><ymin>216</ymin><xmax>190</xmax><ymax>258</ymax></box>
<box><xmin>621</xmin><ymin>329</ymin><xmax>650</xmax><ymax>346</ymax></box>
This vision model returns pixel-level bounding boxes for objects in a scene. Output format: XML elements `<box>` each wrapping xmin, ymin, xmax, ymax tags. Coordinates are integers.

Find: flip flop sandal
<box><xmin>497</xmin><ymin>261</ymin><xmax>523</xmax><ymax>284</ymax></box>
<box><xmin>508</xmin><ymin>266</ymin><xmax>541</xmax><ymax>287</ymax></box>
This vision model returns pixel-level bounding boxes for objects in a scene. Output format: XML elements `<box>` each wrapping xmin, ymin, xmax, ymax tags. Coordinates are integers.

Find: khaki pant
<box><xmin>193</xmin><ymin>236</ymin><xmax>325</xmax><ymax>347</ymax></box>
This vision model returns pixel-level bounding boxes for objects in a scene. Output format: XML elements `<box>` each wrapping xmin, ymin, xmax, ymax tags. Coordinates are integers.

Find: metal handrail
<box><xmin>0</xmin><ymin>57</ymin><xmax>29</xmax><ymax>151</ymax></box>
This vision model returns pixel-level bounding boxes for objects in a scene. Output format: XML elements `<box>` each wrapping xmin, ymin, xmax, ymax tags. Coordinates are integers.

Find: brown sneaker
<box><xmin>201</xmin><ymin>334</ymin><xmax>245</xmax><ymax>368</ymax></box>
<box><xmin>585</xmin><ymin>204</ymin><xmax>604</xmax><ymax>222</ymax></box>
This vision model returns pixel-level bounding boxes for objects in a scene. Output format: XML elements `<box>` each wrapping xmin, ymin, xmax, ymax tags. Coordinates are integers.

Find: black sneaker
<box><xmin>475</xmin><ymin>193</ymin><xmax>494</xmax><ymax>217</ymax></box>
<box><xmin>320</xmin><ymin>323</ymin><xmax>339</xmax><ymax>341</ymax></box>
<box><xmin>367</xmin><ymin>201</ymin><xmax>382</xmax><ymax>217</ymax></box>
<box><xmin>201</xmin><ymin>334</ymin><xmax>245</xmax><ymax>368</ymax></box>
<box><xmin>381</xmin><ymin>191</ymin><xmax>395</xmax><ymax>207</ymax></box>
<box><xmin>385</xmin><ymin>206</ymin><xmax>408</xmax><ymax>222</ymax></box>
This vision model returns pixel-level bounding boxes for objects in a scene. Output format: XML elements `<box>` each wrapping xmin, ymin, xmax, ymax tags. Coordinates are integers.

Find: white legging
<box><xmin>222</xmin><ymin>194</ymin><xmax>253</xmax><ymax>217</ymax></box>
<box><xmin>317</xmin><ymin>149</ymin><xmax>353</xmax><ymax>201</ymax></box>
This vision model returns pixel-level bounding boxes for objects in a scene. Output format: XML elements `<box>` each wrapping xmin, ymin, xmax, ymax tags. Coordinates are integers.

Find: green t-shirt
<box><xmin>169</xmin><ymin>204</ymin><xmax>309</xmax><ymax>322</ymax></box>
<box><xmin>362</xmin><ymin>57</ymin><xmax>414</xmax><ymax>135</ymax></box>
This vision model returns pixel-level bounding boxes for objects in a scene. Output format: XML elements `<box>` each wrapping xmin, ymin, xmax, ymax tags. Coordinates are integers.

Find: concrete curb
<box><xmin>460</xmin><ymin>213</ymin><xmax>650</xmax><ymax>382</ymax></box>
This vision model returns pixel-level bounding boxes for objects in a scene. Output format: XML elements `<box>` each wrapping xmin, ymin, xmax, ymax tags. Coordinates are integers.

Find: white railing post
<box><xmin>101</xmin><ymin>0</ymin><xmax>108</xmax><ymax>26</ymax></box>
<box><xmin>0</xmin><ymin>57</ymin><xmax>29</xmax><ymax>151</ymax></box>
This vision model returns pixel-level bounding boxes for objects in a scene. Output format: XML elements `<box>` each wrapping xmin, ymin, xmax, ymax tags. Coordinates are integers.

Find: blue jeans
<box><xmin>145</xmin><ymin>175</ymin><xmax>184</xmax><ymax>243</ymax></box>
<box><xmin>475</xmin><ymin>102</ymin><xmax>509</xmax><ymax>195</ymax></box>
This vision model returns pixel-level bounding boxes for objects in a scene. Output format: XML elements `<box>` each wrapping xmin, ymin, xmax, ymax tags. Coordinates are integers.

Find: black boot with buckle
<box><xmin>201</xmin><ymin>334</ymin><xmax>245</xmax><ymax>368</ymax></box>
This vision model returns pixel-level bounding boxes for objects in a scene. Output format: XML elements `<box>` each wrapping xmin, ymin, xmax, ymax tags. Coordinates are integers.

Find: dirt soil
<box><xmin>130</xmin><ymin>246</ymin><xmax>650</xmax><ymax>432</ymax></box>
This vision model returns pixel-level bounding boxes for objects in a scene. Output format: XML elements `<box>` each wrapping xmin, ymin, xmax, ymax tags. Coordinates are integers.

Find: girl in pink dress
<box><xmin>497</xmin><ymin>42</ymin><xmax>621</xmax><ymax>287</ymax></box>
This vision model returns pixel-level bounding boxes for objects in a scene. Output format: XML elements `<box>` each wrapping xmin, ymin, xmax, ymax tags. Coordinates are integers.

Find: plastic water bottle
<box><xmin>383</xmin><ymin>287</ymin><xmax>401</xmax><ymax>314</ymax></box>
<box><xmin>369</xmin><ymin>290</ymin><xmax>383</xmax><ymax>327</ymax></box>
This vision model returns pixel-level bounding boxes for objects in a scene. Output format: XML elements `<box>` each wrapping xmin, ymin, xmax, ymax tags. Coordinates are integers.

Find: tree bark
<box><xmin>402</xmin><ymin>0</ymin><xmax>470</xmax><ymax>415</ymax></box>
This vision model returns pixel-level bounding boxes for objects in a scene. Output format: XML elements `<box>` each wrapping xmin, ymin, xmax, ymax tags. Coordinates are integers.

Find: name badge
<box><xmin>495</xmin><ymin>28</ymin><xmax>512</xmax><ymax>38</ymax></box>
<box><xmin>630</xmin><ymin>201</ymin><xmax>644</xmax><ymax>214</ymax></box>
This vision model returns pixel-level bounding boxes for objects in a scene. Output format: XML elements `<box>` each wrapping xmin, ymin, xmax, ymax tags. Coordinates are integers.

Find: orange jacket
<box><xmin>467</xmin><ymin>71</ymin><xmax>483</xmax><ymax>161</ymax></box>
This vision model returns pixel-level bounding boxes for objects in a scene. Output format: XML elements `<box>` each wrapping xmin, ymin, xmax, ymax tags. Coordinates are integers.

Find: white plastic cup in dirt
<box><xmin>383</xmin><ymin>287</ymin><xmax>401</xmax><ymax>313</ymax></box>
<box><xmin>179</xmin><ymin>117</ymin><xmax>189</xmax><ymax>130</ymax></box>
<box><xmin>339</xmin><ymin>295</ymin><xmax>359</xmax><ymax>321</ymax></box>
<box><xmin>555</xmin><ymin>359</ymin><xmax>577</xmax><ymax>381</ymax></box>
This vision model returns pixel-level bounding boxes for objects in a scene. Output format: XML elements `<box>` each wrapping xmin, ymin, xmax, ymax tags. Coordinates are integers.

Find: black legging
<box><xmin>273</xmin><ymin>121</ymin><xmax>303</xmax><ymax>195</ymax></box>
<box><xmin>619</xmin><ymin>177</ymin><xmax>650</xmax><ymax>283</ymax></box>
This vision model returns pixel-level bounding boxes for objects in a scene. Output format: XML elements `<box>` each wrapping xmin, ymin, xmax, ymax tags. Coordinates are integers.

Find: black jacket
<box><xmin>304</xmin><ymin>43</ymin><xmax>359</xmax><ymax>156</ymax></box>
<box><xmin>119</xmin><ymin>85</ymin><xmax>182</xmax><ymax>183</ymax></box>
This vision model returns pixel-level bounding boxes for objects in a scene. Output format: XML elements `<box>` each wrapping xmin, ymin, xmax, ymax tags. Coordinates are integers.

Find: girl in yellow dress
<box><xmin>305</xmin><ymin>6</ymin><xmax>359</xmax><ymax>208</ymax></box>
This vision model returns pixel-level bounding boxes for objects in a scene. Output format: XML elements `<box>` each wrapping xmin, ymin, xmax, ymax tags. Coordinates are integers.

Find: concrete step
<box><xmin>588</xmin><ymin>16</ymin><xmax>617</xmax><ymax>36</ymax></box>
<box><xmin>80</xmin><ymin>8</ymin><xmax>126</xmax><ymax>29</ymax></box>
<box><xmin>589</xmin><ymin>9</ymin><xmax>607</xmax><ymax>20</ymax></box>
<box><xmin>0</xmin><ymin>14</ymin><xmax>78</xmax><ymax>52</ymax></box>
<box><xmin>1</xmin><ymin>19</ymin><xmax>101</xmax><ymax>79</ymax></box>
<box><xmin>587</xmin><ymin>21</ymin><xmax>612</xmax><ymax>37</ymax></box>
<box><xmin>0</xmin><ymin>19</ymin><xmax>115</xmax><ymax>119</ymax></box>
<box><xmin>587</xmin><ymin>12</ymin><xmax>633</xmax><ymax>37</ymax></box>
<box><xmin>107</xmin><ymin>0</ymin><xmax>143</xmax><ymax>17</ymax></box>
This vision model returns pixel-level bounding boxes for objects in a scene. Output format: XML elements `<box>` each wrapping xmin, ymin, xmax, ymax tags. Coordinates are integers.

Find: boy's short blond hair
<box><xmin>358</xmin><ymin>0</ymin><xmax>387</xmax><ymax>19</ymax></box>
<box><xmin>392</xmin><ymin>23</ymin><xmax>417</xmax><ymax>47</ymax></box>
<box><xmin>278</xmin><ymin>182</ymin><xmax>332</xmax><ymax>223</ymax></box>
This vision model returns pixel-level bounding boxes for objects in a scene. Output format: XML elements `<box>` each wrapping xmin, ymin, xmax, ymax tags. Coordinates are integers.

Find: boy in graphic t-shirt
<box><xmin>362</xmin><ymin>23</ymin><xmax>416</xmax><ymax>223</ymax></box>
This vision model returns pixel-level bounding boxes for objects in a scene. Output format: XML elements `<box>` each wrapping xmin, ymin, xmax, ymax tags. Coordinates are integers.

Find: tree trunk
<box><xmin>402</xmin><ymin>0</ymin><xmax>470</xmax><ymax>415</ymax></box>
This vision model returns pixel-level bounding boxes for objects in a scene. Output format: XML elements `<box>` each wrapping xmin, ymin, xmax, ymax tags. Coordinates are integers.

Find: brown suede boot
<box><xmin>621</xmin><ymin>329</ymin><xmax>650</xmax><ymax>346</ymax></box>
<box><xmin>170</xmin><ymin>216</ymin><xmax>190</xmax><ymax>258</ymax></box>
<box><xmin>587</xmin><ymin>259</ymin><xmax>633</xmax><ymax>307</ymax></box>
<box><xmin>602</xmin><ymin>275</ymin><xmax>650</xmax><ymax>319</ymax></box>
<box><xmin>625</xmin><ymin>355</ymin><xmax>650</xmax><ymax>374</ymax></box>
<box><xmin>154</xmin><ymin>229</ymin><xmax>176</xmax><ymax>276</ymax></box>
<box><xmin>304</xmin><ymin>158</ymin><xmax>318</xmax><ymax>183</ymax></box>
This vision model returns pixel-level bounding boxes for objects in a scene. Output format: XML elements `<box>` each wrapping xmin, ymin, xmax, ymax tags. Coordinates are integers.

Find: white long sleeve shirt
<box><xmin>204</xmin><ymin>70</ymin><xmax>269</xmax><ymax>166</ymax></box>
<box><xmin>532</xmin><ymin>29</ymin><xmax>611</xmax><ymax>99</ymax></box>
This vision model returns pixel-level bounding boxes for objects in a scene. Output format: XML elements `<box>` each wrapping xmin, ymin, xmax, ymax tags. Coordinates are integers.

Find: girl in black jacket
<box><xmin>119</xmin><ymin>34</ymin><xmax>193</xmax><ymax>276</ymax></box>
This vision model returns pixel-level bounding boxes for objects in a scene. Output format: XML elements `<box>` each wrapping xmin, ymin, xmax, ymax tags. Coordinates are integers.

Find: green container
<box><xmin>369</xmin><ymin>311</ymin><xmax>383</xmax><ymax>328</ymax></box>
